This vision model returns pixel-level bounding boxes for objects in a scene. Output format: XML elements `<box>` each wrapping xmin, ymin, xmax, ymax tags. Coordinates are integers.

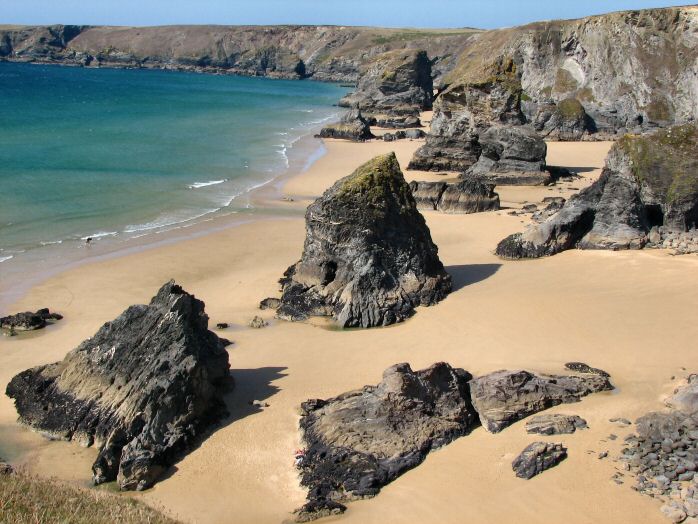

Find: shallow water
<box><xmin>0</xmin><ymin>63</ymin><xmax>347</xmax><ymax>304</ymax></box>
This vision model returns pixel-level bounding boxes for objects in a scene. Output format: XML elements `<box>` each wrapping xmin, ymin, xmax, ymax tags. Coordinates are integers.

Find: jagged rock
<box><xmin>277</xmin><ymin>153</ymin><xmax>451</xmax><ymax>328</ymax></box>
<box><xmin>295</xmin><ymin>362</ymin><xmax>478</xmax><ymax>520</ymax></box>
<box><xmin>513</xmin><ymin>442</ymin><xmax>567</xmax><ymax>479</ymax></box>
<box><xmin>382</xmin><ymin>129</ymin><xmax>426</xmax><ymax>142</ymax></box>
<box><xmin>525</xmin><ymin>414</ymin><xmax>588</xmax><ymax>435</ymax></box>
<box><xmin>317</xmin><ymin>109</ymin><xmax>374</xmax><ymax>141</ymax></box>
<box><xmin>532</xmin><ymin>197</ymin><xmax>566</xmax><ymax>222</ymax></box>
<box><xmin>216</xmin><ymin>322</ymin><xmax>229</xmax><ymax>329</ymax></box>
<box><xmin>666</xmin><ymin>375</ymin><xmax>698</xmax><ymax>414</ymax></box>
<box><xmin>408</xmin><ymin>179</ymin><xmax>500</xmax><ymax>214</ymax></box>
<box><xmin>496</xmin><ymin>125</ymin><xmax>698</xmax><ymax>259</ymax></box>
<box><xmin>5</xmin><ymin>281</ymin><xmax>231</xmax><ymax>491</ymax></box>
<box><xmin>0</xmin><ymin>308</ymin><xmax>62</xmax><ymax>331</ymax></box>
<box><xmin>564</xmin><ymin>362</ymin><xmax>610</xmax><ymax>377</ymax></box>
<box><xmin>339</xmin><ymin>49</ymin><xmax>433</xmax><ymax>127</ymax></box>
<box><xmin>535</xmin><ymin>98</ymin><xmax>595</xmax><ymax>141</ymax></box>
<box><xmin>463</xmin><ymin>126</ymin><xmax>549</xmax><ymax>185</ymax></box>
<box><xmin>259</xmin><ymin>297</ymin><xmax>281</xmax><ymax>310</ymax></box>
<box><xmin>470</xmin><ymin>369</ymin><xmax>613</xmax><ymax>433</ymax></box>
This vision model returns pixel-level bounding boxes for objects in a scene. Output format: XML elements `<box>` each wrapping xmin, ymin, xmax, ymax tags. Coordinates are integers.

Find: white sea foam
<box><xmin>124</xmin><ymin>208</ymin><xmax>220</xmax><ymax>234</ymax></box>
<box><xmin>81</xmin><ymin>231</ymin><xmax>117</xmax><ymax>240</ymax></box>
<box><xmin>0</xmin><ymin>255</ymin><xmax>13</xmax><ymax>263</ymax></box>
<box><xmin>40</xmin><ymin>240</ymin><xmax>63</xmax><ymax>246</ymax></box>
<box><xmin>188</xmin><ymin>179</ymin><xmax>228</xmax><ymax>189</ymax></box>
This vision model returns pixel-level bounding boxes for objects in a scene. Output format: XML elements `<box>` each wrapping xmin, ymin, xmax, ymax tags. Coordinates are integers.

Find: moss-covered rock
<box><xmin>276</xmin><ymin>152</ymin><xmax>451</xmax><ymax>328</ymax></box>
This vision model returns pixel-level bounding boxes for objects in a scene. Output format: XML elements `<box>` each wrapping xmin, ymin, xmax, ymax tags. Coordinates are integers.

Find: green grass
<box><xmin>0</xmin><ymin>469</ymin><xmax>178</xmax><ymax>524</ymax></box>
<box><xmin>556</xmin><ymin>98</ymin><xmax>586</xmax><ymax>119</ymax></box>
<box><xmin>338</xmin><ymin>152</ymin><xmax>413</xmax><ymax>210</ymax></box>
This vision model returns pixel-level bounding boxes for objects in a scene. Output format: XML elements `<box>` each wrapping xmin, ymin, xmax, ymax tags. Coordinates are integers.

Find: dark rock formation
<box><xmin>470</xmin><ymin>369</ymin><xmax>613</xmax><ymax>433</ymax></box>
<box><xmin>317</xmin><ymin>109</ymin><xmax>374</xmax><ymax>141</ymax></box>
<box><xmin>296</xmin><ymin>362</ymin><xmax>478</xmax><ymax>521</ymax></box>
<box><xmin>564</xmin><ymin>362</ymin><xmax>610</xmax><ymax>377</ymax></box>
<box><xmin>512</xmin><ymin>442</ymin><xmax>567</xmax><ymax>479</ymax></box>
<box><xmin>617</xmin><ymin>383</ymin><xmax>698</xmax><ymax>523</ymax></box>
<box><xmin>532</xmin><ymin>197</ymin><xmax>566</xmax><ymax>222</ymax></box>
<box><xmin>0</xmin><ymin>308</ymin><xmax>63</xmax><ymax>331</ymax></box>
<box><xmin>277</xmin><ymin>153</ymin><xmax>451</xmax><ymax>328</ymax></box>
<box><xmin>462</xmin><ymin>125</ymin><xmax>549</xmax><ymax>185</ymax></box>
<box><xmin>525</xmin><ymin>414</ymin><xmax>588</xmax><ymax>435</ymax></box>
<box><xmin>259</xmin><ymin>297</ymin><xmax>281</xmax><ymax>310</ymax></box>
<box><xmin>339</xmin><ymin>49</ymin><xmax>433</xmax><ymax>128</ymax></box>
<box><xmin>5</xmin><ymin>281</ymin><xmax>231</xmax><ymax>491</ymax></box>
<box><xmin>496</xmin><ymin>124</ymin><xmax>698</xmax><ymax>259</ymax></box>
<box><xmin>382</xmin><ymin>129</ymin><xmax>426</xmax><ymax>142</ymax></box>
<box><xmin>534</xmin><ymin>98</ymin><xmax>595</xmax><ymax>141</ymax></box>
<box><xmin>408</xmin><ymin>179</ymin><xmax>500</xmax><ymax>213</ymax></box>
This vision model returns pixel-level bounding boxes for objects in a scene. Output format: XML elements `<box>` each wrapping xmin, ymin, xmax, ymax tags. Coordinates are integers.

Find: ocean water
<box><xmin>0</xmin><ymin>63</ymin><xmax>347</xmax><ymax>301</ymax></box>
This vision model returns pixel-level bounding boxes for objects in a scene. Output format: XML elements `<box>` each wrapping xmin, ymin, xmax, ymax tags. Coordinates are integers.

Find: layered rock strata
<box><xmin>5</xmin><ymin>281</ymin><xmax>231</xmax><ymax>491</ymax></box>
<box><xmin>408</xmin><ymin>179</ymin><xmax>500</xmax><ymax>213</ymax></box>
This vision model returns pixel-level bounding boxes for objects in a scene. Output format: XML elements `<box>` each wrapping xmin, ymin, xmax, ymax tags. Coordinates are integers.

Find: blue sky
<box><xmin>4</xmin><ymin>1</ymin><xmax>688</xmax><ymax>29</ymax></box>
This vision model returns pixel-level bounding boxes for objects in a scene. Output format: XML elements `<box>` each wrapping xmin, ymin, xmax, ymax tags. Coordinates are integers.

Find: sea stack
<box><xmin>277</xmin><ymin>152</ymin><xmax>451</xmax><ymax>328</ymax></box>
<box><xmin>6</xmin><ymin>281</ymin><xmax>231</xmax><ymax>491</ymax></box>
<box><xmin>496</xmin><ymin>124</ymin><xmax>698</xmax><ymax>259</ymax></box>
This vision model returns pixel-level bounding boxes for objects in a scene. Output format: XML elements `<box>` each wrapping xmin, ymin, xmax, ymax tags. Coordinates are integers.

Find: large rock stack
<box><xmin>496</xmin><ymin>124</ymin><xmax>698</xmax><ymax>259</ymax></box>
<box><xmin>277</xmin><ymin>152</ymin><xmax>451</xmax><ymax>328</ymax></box>
<box><xmin>6</xmin><ymin>281</ymin><xmax>231</xmax><ymax>491</ymax></box>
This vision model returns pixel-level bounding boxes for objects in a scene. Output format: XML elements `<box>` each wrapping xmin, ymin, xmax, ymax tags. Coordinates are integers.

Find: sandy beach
<box><xmin>1</xmin><ymin>130</ymin><xmax>697</xmax><ymax>524</ymax></box>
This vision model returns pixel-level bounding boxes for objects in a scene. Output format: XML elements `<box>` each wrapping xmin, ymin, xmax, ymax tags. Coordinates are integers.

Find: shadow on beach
<box><xmin>446</xmin><ymin>263</ymin><xmax>501</xmax><ymax>292</ymax></box>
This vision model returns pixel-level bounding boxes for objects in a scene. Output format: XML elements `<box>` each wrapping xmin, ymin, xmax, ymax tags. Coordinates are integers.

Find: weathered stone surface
<box><xmin>535</xmin><ymin>98</ymin><xmax>596</xmax><ymax>141</ymax></box>
<box><xmin>259</xmin><ymin>297</ymin><xmax>281</xmax><ymax>310</ymax></box>
<box><xmin>277</xmin><ymin>153</ymin><xmax>451</xmax><ymax>328</ymax></box>
<box><xmin>496</xmin><ymin>125</ymin><xmax>698</xmax><ymax>259</ymax></box>
<box><xmin>0</xmin><ymin>308</ymin><xmax>62</xmax><ymax>331</ymax></box>
<box><xmin>525</xmin><ymin>414</ymin><xmax>588</xmax><ymax>435</ymax></box>
<box><xmin>470</xmin><ymin>370</ymin><xmax>613</xmax><ymax>433</ymax></box>
<box><xmin>666</xmin><ymin>375</ymin><xmax>698</xmax><ymax>415</ymax></box>
<box><xmin>338</xmin><ymin>49</ymin><xmax>432</xmax><ymax>127</ymax></box>
<box><xmin>318</xmin><ymin>109</ymin><xmax>374</xmax><ymax>141</ymax></box>
<box><xmin>463</xmin><ymin>125</ymin><xmax>549</xmax><ymax>185</ymax></box>
<box><xmin>5</xmin><ymin>281</ymin><xmax>231</xmax><ymax>491</ymax></box>
<box><xmin>408</xmin><ymin>179</ymin><xmax>500</xmax><ymax>214</ymax></box>
<box><xmin>564</xmin><ymin>361</ymin><xmax>610</xmax><ymax>378</ymax></box>
<box><xmin>382</xmin><ymin>129</ymin><xmax>426</xmax><ymax>142</ymax></box>
<box><xmin>296</xmin><ymin>362</ymin><xmax>478</xmax><ymax>520</ymax></box>
<box><xmin>512</xmin><ymin>442</ymin><xmax>567</xmax><ymax>479</ymax></box>
<box><xmin>532</xmin><ymin>197</ymin><xmax>566</xmax><ymax>222</ymax></box>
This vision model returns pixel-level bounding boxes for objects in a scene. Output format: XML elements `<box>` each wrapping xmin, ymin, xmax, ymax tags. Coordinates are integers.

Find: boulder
<box><xmin>277</xmin><ymin>153</ymin><xmax>451</xmax><ymax>328</ymax></box>
<box><xmin>5</xmin><ymin>281</ymin><xmax>231</xmax><ymax>491</ymax></box>
<box><xmin>259</xmin><ymin>297</ymin><xmax>281</xmax><ymax>310</ymax></box>
<box><xmin>296</xmin><ymin>362</ymin><xmax>478</xmax><ymax>520</ymax></box>
<box><xmin>532</xmin><ymin>197</ymin><xmax>566</xmax><ymax>222</ymax></box>
<box><xmin>317</xmin><ymin>109</ymin><xmax>374</xmax><ymax>141</ymax></box>
<box><xmin>535</xmin><ymin>98</ymin><xmax>595</xmax><ymax>141</ymax></box>
<box><xmin>512</xmin><ymin>442</ymin><xmax>567</xmax><ymax>479</ymax></box>
<box><xmin>525</xmin><ymin>414</ymin><xmax>588</xmax><ymax>435</ymax></box>
<box><xmin>496</xmin><ymin>124</ymin><xmax>698</xmax><ymax>259</ymax></box>
<box><xmin>666</xmin><ymin>375</ymin><xmax>698</xmax><ymax>415</ymax></box>
<box><xmin>469</xmin><ymin>369</ymin><xmax>613</xmax><ymax>433</ymax></box>
<box><xmin>0</xmin><ymin>308</ymin><xmax>62</xmax><ymax>331</ymax></box>
<box><xmin>564</xmin><ymin>361</ymin><xmax>610</xmax><ymax>377</ymax></box>
<box><xmin>408</xmin><ymin>179</ymin><xmax>500</xmax><ymax>214</ymax></box>
<box><xmin>463</xmin><ymin>126</ymin><xmax>549</xmax><ymax>185</ymax></box>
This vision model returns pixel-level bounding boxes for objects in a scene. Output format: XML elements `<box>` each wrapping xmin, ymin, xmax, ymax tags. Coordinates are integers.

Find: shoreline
<box><xmin>2</xmin><ymin>122</ymin><xmax>697</xmax><ymax>523</ymax></box>
<box><xmin>0</xmin><ymin>100</ymin><xmax>340</xmax><ymax>316</ymax></box>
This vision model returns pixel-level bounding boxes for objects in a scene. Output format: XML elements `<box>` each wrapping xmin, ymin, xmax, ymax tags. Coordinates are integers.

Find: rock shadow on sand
<box><xmin>446</xmin><ymin>264</ymin><xmax>501</xmax><ymax>292</ymax></box>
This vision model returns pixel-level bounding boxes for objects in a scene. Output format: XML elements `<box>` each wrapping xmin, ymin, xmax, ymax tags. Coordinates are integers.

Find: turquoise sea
<box><xmin>0</xmin><ymin>63</ymin><xmax>347</xmax><ymax>303</ymax></box>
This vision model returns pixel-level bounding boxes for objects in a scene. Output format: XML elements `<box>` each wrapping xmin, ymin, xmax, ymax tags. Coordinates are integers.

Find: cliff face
<box><xmin>410</xmin><ymin>7</ymin><xmax>698</xmax><ymax>173</ymax></box>
<box><xmin>0</xmin><ymin>24</ymin><xmax>477</xmax><ymax>82</ymax></box>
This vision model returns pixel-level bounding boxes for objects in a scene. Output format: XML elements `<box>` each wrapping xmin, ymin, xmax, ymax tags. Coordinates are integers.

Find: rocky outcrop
<box><xmin>525</xmin><ymin>414</ymin><xmax>588</xmax><ymax>435</ymax></box>
<box><xmin>339</xmin><ymin>49</ymin><xmax>433</xmax><ymax>128</ymax></box>
<box><xmin>408</xmin><ymin>179</ymin><xmax>500</xmax><ymax>213</ymax></box>
<box><xmin>462</xmin><ymin>125</ymin><xmax>549</xmax><ymax>185</ymax></box>
<box><xmin>317</xmin><ymin>109</ymin><xmax>374</xmax><ymax>141</ymax></box>
<box><xmin>277</xmin><ymin>153</ymin><xmax>451</xmax><ymax>328</ymax></box>
<box><xmin>382</xmin><ymin>129</ymin><xmax>426</xmax><ymax>141</ymax></box>
<box><xmin>512</xmin><ymin>442</ymin><xmax>568</xmax><ymax>479</ymax></box>
<box><xmin>496</xmin><ymin>124</ymin><xmax>698</xmax><ymax>259</ymax></box>
<box><xmin>534</xmin><ymin>98</ymin><xmax>596</xmax><ymax>141</ymax></box>
<box><xmin>5</xmin><ymin>281</ymin><xmax>231</xmax><ymax>491</ymax></box>
<box><xmin>470</xmin><ymin>369</ymin><xmax>613</xmax><ymax>433</ymax></box>
<box><xmin>617</xmin><ymin>377</ymin><xmax>698</xmax><ymax>523</ymax></box>
<box><xmin>531</xmin><ymin>197</ymin><xmax>566</xmax><ymax>222</ymax></box>
<box><xmin>295</xmin><ymin>362</ymin><xmax>478</xmax><ymax>521</ymax></box>
<box><xmin>1</xmin><ymin>308</ymin><xmax>62</xmax><ymax>332</ymax></box>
